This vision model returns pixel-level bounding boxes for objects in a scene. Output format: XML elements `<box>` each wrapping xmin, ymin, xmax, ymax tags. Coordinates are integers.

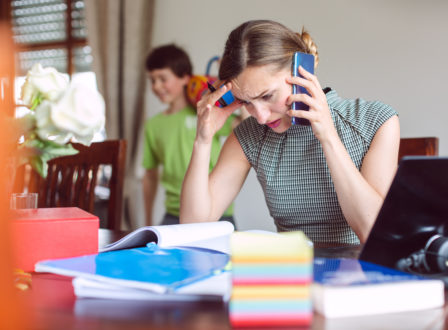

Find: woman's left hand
<box><xmin>286</xmin><ymin>66</ymin><xmax>337</xmax><ymax>143</ymax></box>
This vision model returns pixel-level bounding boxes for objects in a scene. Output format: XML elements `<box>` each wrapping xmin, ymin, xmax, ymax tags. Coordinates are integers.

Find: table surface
<box><xmin>18</xmin><ymin>229</ymin><xmax>447</xmax><ymax>330</ymax></box>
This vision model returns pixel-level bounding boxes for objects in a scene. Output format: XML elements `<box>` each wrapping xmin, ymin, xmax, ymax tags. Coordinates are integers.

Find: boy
<box><xmin>143</xmin><ymin>44</ymin><xmax>236</xmax><ymax>226</ymax></box>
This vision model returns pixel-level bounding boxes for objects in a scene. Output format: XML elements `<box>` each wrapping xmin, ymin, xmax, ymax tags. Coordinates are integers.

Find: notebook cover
<box><xmin>35</xmin><ymin>245</ymin><xmax>230</xmax><ymax>294</ymax></box>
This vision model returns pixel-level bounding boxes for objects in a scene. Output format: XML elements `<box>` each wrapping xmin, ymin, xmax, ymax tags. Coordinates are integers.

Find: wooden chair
<box><xmin>16</xmin><ymin>140</ymin><xmax>127</xmax><ymax>230</ymax></box>
<box><xmin>398</xmin><ymin>137</ymin><xmax>439</xmax><ymax>162</ymax></box>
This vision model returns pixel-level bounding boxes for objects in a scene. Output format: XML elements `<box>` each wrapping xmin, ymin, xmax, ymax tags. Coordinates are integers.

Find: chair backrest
<box><xmin>398</xmin><ymin>137</ymin><xmax>439</xmax><ymax>162</ymax></box>
<box><xmin>16</xmin><ymin>140</ymin><xmax>127</xmax><ymax>230</ymax></box>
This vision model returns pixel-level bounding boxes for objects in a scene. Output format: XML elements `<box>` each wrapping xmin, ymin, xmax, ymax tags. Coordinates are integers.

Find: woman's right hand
<box><xmin>196</xmin><ymin>82</ymin><xmax>242</xmax><ymax>144</ymax></box>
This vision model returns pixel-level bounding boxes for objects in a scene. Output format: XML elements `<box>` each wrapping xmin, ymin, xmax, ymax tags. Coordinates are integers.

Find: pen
<box><xmin>207</xmin><ymin>81</ymin><xmax>228</xmax><ymax>107</ymax></box>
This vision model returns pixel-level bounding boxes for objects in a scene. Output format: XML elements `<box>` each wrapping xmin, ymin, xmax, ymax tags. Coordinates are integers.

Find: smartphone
<box><xmin>291</xmin><ymin>51</ymin><xmax>315</xmax><ymax>125</ymax></box>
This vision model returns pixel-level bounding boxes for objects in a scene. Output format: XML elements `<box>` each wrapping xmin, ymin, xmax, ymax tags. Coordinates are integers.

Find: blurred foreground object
<box><xmin>0</xmin><ymin>20</ymin><xmax>25</xmax><ymax>330</ymax></box>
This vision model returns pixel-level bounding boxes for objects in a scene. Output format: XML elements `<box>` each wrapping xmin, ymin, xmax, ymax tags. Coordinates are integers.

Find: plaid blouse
<box><xmin>234</xmin><ymin>89</ymin><xmax>398</xmax><ymax>244</ymax></box>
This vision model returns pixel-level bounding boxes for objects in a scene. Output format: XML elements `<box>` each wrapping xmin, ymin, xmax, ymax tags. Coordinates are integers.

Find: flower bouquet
<box><xmin>16</xmin><ymin>63</ymin><xmax>105</xmax><ymax>177</ymax></box>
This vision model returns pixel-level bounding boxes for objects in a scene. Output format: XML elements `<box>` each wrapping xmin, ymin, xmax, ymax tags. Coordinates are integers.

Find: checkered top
<box><xmin>234</xmin><ymin>89</ymin><xmax>398</xmax><ymax>244</ymax></box>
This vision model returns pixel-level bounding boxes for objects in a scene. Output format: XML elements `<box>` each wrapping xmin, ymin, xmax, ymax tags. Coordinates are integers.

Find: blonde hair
<box><xmin>298</xmin><ymin>28</ymin><xmax>319</xmax><ymax>67</ymax></box>
<box><xmin>219</xmin><ymin>20</ymin><xmax>319</xmax><ymax>81</ymax></box>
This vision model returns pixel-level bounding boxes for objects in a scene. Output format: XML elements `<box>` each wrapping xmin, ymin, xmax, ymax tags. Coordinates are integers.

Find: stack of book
<box><xmin>312</xmin><ymin>257</ymin><xmax>445</xmax><ymax>318</ymax></box>
<box><xmin>35</xmin><ymin>222</ymin><xmax>236</xmax><ymax>302</ymax></box>
<box><xmin>229</xmin><ymin>231</ymin><xmax>313</xmax><ymax>327</ymax></box>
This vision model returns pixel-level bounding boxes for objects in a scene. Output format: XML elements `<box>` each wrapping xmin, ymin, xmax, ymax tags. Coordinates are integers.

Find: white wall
<box><xmin>140</xmin><ymin>0</ymin><xmax>448</xmax><ymax>231</ymax></box>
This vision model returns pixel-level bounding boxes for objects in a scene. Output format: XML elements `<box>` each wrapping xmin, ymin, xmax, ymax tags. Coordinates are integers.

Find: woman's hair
<box><xmin>219</xmin><ymin>20</ymin><xmax>319</xmax><ymax>81</ymax></box>
<box><xmin>145</xmin><ymin>44</ymin><xmax>192</xmax><ymax>78</ymax></box>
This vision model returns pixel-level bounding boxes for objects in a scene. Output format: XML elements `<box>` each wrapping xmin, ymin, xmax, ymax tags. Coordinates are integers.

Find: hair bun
<box><xmin>297</xmin><ymin>28</ymin><xmax>319</xmax><ymax>68</ymax></box>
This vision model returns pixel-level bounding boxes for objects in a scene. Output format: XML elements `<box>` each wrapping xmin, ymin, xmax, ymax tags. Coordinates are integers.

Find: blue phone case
<box><xmin>291</xmin><ymin>51</ymin><xmax>315</xmax><ymax>125</ymax></box>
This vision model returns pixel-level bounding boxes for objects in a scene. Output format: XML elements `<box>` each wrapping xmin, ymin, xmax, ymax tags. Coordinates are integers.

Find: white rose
<box><xmin>20</xmin><ymin>63</ymin><xmax>69</xmax><ymax>107</ymax></box>
<box><xmin>34</xmin><ymin>100</ymin><xmax>72</xmax><ymax>144</ymax></box>
<box><xmin>49</xmin><ymin>82</ymin><xmax>106</xmax><ymax>145</ymax></box>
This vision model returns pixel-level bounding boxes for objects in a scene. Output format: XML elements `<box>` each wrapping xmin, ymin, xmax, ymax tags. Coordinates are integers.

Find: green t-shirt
<box><xmin>142</xmin><ymin>105</ymin><xmax>234</xmax><ymax>217</ymax></box>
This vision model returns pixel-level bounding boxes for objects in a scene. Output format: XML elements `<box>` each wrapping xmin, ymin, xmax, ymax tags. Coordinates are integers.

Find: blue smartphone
<box><xmin>291</xmin><ymin>51</ymin><xmax>315</xmax><ymax>125</ymax></box>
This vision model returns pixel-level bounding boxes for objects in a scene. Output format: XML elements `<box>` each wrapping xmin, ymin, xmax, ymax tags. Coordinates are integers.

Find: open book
<box><xmin>35</xmin><ymin>222</ymin><xmax>235</xmax><ymax>297</ymax></box>
<box><xmin>100</xmin><ymin>221</ymin><xmax>235</xmax><ymax>254</ymax></box>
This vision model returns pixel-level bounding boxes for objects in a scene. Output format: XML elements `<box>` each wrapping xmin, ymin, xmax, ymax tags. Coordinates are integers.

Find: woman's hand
<box><xmin>196</xmin><ymin>82</ymin><xmax>242</xmax><ymax>144</ymax></box>
<box><xmin>286</xmin><ymin>66</ymin><xmax>337</xmax><ymax>143</ymax></box>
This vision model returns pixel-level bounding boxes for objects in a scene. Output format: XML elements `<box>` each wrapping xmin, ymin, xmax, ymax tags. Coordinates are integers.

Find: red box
<box><xmin>11</xmin><ymin>207</ymin><xmax>99</xmax><ymax>272</ymax></box>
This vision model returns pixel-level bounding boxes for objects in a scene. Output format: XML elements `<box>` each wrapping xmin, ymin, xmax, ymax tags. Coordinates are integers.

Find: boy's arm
<box><xmin>143</xmin><ymin>168</ymin><xmax>159</xmax><ymax>226</ymax></box>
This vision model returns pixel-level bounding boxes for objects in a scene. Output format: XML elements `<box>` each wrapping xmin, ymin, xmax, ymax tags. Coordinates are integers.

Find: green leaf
<box><xmin>47</xmin><ymin>143</ymin><xmax>79</xmax><ymax>158</ymax></box>
<box><xmin>30</xmin><ymin>156</ymin><xmax>45</xmax><ymax>178</ymax></box>
<box><xmin>22</xmin><ymin>138</ymin><xmax>79</xmax><ymax>178</ymax></box>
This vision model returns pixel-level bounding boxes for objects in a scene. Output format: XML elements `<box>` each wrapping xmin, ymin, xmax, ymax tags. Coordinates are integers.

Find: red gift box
<box><xmin>11</xmin><ymin>207</ymin><xmax>99</xmax><ymax>272</ymax></box>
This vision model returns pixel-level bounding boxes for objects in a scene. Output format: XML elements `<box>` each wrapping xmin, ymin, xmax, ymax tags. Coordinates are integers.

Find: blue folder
<box><xmin>35</xmin><ymin>243</ymin><xmax>230</xmax><ymax>294</ymax></box>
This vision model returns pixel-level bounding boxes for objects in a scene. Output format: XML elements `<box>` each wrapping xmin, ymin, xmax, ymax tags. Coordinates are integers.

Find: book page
<box><xmin>100</xmin><ymin>221</ymin><xmax>235</xmax><ymax>253</ymax></box>
<box><xmin>155</xmin><ymin>221</ymin><xmax>235</xmax><ymax>253</ymax></box>
<box><xmin>100</xmin><ymin>228</ymin><xmax>158</xmax><ymax>252</ymax></box>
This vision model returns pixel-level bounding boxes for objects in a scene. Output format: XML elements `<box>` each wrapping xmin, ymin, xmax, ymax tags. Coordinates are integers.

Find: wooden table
<box><xmin>18</xmin><ymin>229</ymin><xmax>447</xmax><ymax>330</ymax></box>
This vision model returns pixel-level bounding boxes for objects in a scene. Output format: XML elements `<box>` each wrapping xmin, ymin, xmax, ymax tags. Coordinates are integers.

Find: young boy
<box><xmin>142</xmin><ymin>44</ymin><xmax>236</xmax><ymax>226</ymax></box>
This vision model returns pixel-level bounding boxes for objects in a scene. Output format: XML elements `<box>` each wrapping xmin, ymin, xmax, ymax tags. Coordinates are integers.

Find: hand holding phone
<box><xmin>291</xmin><ymin>51</ymin><xmax>315</xmax><ymax>125</ymax></box>
<box><xmin>207</xmin><ymin>81</ymin><xmax>235</xmax><ymax>107</ymax></box>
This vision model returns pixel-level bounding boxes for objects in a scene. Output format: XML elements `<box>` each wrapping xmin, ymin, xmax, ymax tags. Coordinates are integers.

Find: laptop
<box><xmin>360</xmin><ymin>156</ymin><xmax>448</xmax><ymax>276</ymax></box>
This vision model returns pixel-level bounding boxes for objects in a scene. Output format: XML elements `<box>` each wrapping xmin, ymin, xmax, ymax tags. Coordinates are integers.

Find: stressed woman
<box><xmin>180</xmin><ymin>20</ymin><xmax>400</xmax><ymax>244</ymax></box>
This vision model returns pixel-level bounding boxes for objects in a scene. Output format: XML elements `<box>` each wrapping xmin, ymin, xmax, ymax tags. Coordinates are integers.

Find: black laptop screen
<box><xmin>359</xmin><ymin>156</ymin><xmax>448</xmax><ymax>274</ymax></box>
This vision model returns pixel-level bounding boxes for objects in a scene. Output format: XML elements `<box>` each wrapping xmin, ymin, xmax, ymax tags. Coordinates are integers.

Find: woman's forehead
<box><xmin>231</xmin><ymin>65</ymin><xmax>287</xmax><ymax>99</ymax></box>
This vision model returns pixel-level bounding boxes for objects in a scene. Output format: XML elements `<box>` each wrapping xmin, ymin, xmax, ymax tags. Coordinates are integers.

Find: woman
<box><xmin>180</xmin><ymin>20</ymin><xmax>400</xmax><ymax>244</ymax></box>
